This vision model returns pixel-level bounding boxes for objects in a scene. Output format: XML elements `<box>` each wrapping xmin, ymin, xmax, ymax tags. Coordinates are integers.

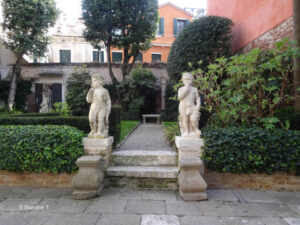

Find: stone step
<box><xmin>111</xmin><ymin>150</ymin><xmax>178</xmax><ymax>166</ymax></box>
<box><xmin>106</xmin><ymin>166</ymin><xmax>178</xmax><ymax>178</ymax></box>
<box><xmin>106</xmin><ymin>166</ymin><xmax>178</xmax><ymax>190</ymax></box>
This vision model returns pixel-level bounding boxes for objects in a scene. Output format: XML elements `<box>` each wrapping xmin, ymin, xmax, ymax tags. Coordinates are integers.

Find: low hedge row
<box><xmin>0</xmin><ymin>105</ymin><xmax>122</xmax><ymax>144</ymax></box>
<box><xmin>202</xmin><ymin>127</ymin><xmax>300</xmax><ymax>174</ymax></box>
<box><xmin>0</xmin><ymin>125</ymin><xmax>84</xmax><ymax>173</ymax></box>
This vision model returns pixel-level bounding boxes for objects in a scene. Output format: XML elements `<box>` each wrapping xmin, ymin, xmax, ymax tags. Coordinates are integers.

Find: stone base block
<box><xmin>73</xmin><ymin>184</ymin><xmax>103</xmax><ymax>200</ymax></box>
<box><xmin>83</xmin><ymin>136</ymin><xmax>113</xmax><ymax>156</ymax></box>
<box><xmin>72</xmin><ymin>156</ymin><xmax>105</xmax><ymax>200</ymax></box>
<box><xmin>178</xmin><ymin>157</ymin><xmax>207</xmax><ymax>202</ymax></box>
<box><xmin>179</xmin><ymin>189</ymin><xmax>207</xmax><ymax>201</ymax></box>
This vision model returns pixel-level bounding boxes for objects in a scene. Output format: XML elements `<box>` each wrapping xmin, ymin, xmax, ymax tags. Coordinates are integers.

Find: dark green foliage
<box><xmin>167</xmin><ymin>16</ymin><xmax>233</xmax><ymax>81</ymax></box>
<box><xmin>122</xmin><ymin>110</ymin><xmax>140</xmax><ymax>121</ymax></box>
<box><xmin>274</xmin><ymin>106</ymin><xmax>300</xmax><ymax>130</ymax></box>
<box><xmin>119</xmin><ymin>66</ymin><xmax>157</xmax><ymax>114</ymax></box>
<box><xmin>0</xmin><ymin>80</ymin><xmax>32</xmax><ymax>111</ymax></box>
<box><xmin>160</xmin><ymin>81</ymin><xmax>178</xmax><ymax>122</ymax></box>
<box><xmin>0</xmin><ymin>125</ymin><xmax>84</xmax><ymax>173</ymax></box>
<box><xmin>202</xmin><ymin>127</ymin><xmax>300</xmax><ymax>174</ymax></box>
<box><xmin>66</xmin><ymin>67</ymin><xmax>91</xmax><ymax>116</ymax></box>
<box><xmin>0</xmin><ymin>106</ymin><xmax>122</xmax><ymax>144</ymax></box>
<box><xmin>6</xmin><ymin>113</ymin><xmax>60</xmax><ymax>117</ymax></box>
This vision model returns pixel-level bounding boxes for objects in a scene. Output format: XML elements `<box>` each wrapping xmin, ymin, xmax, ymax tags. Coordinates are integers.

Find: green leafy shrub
<box><xmin>0</xmin><ymin>125</ymin><xmax>84</xmax><ymax>173</ymax></box>
<box><xmin>0</xmin><ymin>79</ymin><xmax>32</xmax><ymax>111</ymax></box>
<box><xmin>122</xmin><ymin>110</ymin><xmax>140</xmax><ymax>121</ymax></box>
<box><xmin>194</xmin><ymin>38</ymin><xmax>300</xmax><ymax>128</ymax></box>
<box><xmin>202</xmin><ymin>127</ymin><xmax>300</xmax><ymax>174</ymax></box>
<box><xmin>119</xmin><ymin>66</ymin><xmax>157</xmax><ymax>114</ymax></box>
<box><xmin>162</xmin><ymin>122</ymin><xmax>180</xmax><ymax>146</ymax></box>
<box><xmin>8</xmin><ymin>113</ymin><xmax>60</xmax><ymax>117</ymax></box>
<box><xmin>66</xmin><ymin>66</ymin><xmax>91</xmax><ymax>116</ymax></box>
<box><xmin>167</xmin><ymin>16</ymin><xmax>233</xmax><ymax>81</ymax></box>
<box><xmin>0</xmin><ymin>105</ymin><xmax>122</xmax><ymax>144</ymax></box>
<box><xmin>50</xmin><ymin>102</ymin><xmax>71</xmax><ymax>116</ymax></box>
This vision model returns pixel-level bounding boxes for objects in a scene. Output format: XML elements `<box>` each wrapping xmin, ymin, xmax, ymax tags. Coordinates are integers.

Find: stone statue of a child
<box><xmin>178</xmin><ymin>72</ymin><xmax>201</xmax><ymax>138</ymax></box>
<box><xmin>86</xmin><ymin>74</ymin><xmax>111</xmax><ymax>139</ymax></box>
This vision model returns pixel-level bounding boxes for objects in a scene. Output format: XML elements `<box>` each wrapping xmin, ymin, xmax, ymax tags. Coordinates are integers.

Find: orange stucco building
<box><xmin>207</xmin><ymin>0</ymin><xmax>293</xmax><ymax>52</ymax></box>
<box><xmin>111</xmin><ymin>3</ymin><xmax>193</xmax><ymax>63</ymax></box>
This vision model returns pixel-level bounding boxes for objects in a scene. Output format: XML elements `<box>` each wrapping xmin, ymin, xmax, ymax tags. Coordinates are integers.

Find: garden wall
<box><xmin>1</xmin><ymin>170</ymin><xmax>299</xmax><ymax>191</ymax></box>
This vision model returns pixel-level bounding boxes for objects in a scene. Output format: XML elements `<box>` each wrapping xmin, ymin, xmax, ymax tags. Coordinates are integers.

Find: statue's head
<box><xmin>91</xmin><ymin>74</ymin><xmax>104</xmax><ymax>88</ymax></box>
<box><xmin>182</xmin><ymin>72</ymin><xmax>193</xmax><ymax>85</ymax></box>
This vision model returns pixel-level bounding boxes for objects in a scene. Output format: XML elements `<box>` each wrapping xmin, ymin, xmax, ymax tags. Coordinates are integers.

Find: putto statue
<box><xmin>86</xmin><ymin>74</ymin><xmax>111</xmax><ymax>139</ymax></box>
<box><xmin>178</xmin><ymin>72</ymin><xmax>201</xmax><ymax>138</ymax></box>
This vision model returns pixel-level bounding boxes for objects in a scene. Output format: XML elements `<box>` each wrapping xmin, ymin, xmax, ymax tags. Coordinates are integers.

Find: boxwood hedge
<box><xmin>0</xmin><ymin>105</ymin><xmax>122</xmax><ymax>144</ymax></box>
<box><xmin>0</xmin><ymin>125</ymin><xmax>84</xmax><ymax>173</ymax></box>
<box><xmin>202</xmin><ymin>127</ymin><xmax>300</xmax><ymax>174</ymax></box>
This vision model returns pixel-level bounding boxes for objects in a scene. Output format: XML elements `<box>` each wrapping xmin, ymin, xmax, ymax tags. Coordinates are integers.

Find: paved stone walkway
<box><xmin>120</xmin><ymin>124</ymin><xmax>173</xmax><ymax>151</ymax></box>
<box><xmin>0</xmin><ymin>187</ymin><xmax>299</xmax><ymax>225</ymax></box>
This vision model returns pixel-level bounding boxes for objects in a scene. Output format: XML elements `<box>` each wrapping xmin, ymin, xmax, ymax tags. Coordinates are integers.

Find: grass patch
<box><xmin>120</xmin><ymin>120</ymin><xmax>139</xmax><ymax>143</ymax></box>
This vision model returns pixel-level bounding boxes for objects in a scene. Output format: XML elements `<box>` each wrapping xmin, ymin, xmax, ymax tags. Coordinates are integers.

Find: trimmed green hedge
<box><xmin>10</xmin><ymin>113</ymin><xmax>60</xmax><ymax>117</ymax></box>
<box><xmin>0</xmin><ymin>105</ymin><xmax>122</xmax><ymax>144</ymax></box>
<box><xmin>0</xmin><ymin>125</ymin><xmax>84</xmax><ymax>173</ymax></box>
<box><xmin>202</xmin><ymin>127</ymin><xmax>300</xmax><ymax>174</ymax></box>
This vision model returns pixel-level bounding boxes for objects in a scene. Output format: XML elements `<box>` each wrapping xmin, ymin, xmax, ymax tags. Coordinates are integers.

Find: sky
<box><xmin>55</xmin><ymin>0</ymin><xmax>207</xmax><ymax>19</ymax></box>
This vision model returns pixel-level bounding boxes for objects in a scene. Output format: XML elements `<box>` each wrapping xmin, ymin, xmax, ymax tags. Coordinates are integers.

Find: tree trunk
<box><xmin>7</xmin><ymin>54</ymin><xmax>22</xmax><ymax>111</ymax></box>
<box><xmin>105</xmin><ymin>43</ymin><xmax>122</xmax><ymax>103</ymax></box>
<box><xmin>293</xmin><ymin>0</ymin><xmax>300</xmax><ymax>112</ymax></box>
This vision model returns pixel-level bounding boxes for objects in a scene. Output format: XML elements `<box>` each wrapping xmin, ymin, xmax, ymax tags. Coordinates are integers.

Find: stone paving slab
<box><xmin>120</xmin><ymin>124</ymin><xmax>173</xmax><ymax>151</ymax></box>
<box><xmin>0</xmin><ymin>187</ymin><xmax>299</xmax><ymax>225</ymax></box>
<box><xmin>141</xmin><ymin>215</ymin><xmax>180</xmax><ymax>225</ymax></box>
<box><xmin>125</xmin><ymin>200</ymin><xmax>166</xmax><ymax>214</ymax></box>
<box><xmin>237</xmin><ymin>190</ymin><xmax>280</xmax><ymax>203</ymax></box>
<box><xmin>97</xmin><ymin>213</ymin><xmax>141</xmax><ymax>225</ymax></box>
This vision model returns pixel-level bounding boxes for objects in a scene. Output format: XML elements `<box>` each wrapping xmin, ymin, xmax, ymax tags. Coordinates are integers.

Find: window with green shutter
<box><xmin>100</xmin><ymin>51</ymin><xmax>105</xmax><ymax>62</ymax></box>
<box><xmin>174</xmin><ymin>19</ymin><xmax>190</xmax><ymax>36</ymax></box>
<box><xmin>93</xmin><ymin>50</ymin><xmax>99</xmax><ymax>62</ymax></box>
<box><xmin>152</xmin><ymin>53</ymin><xmax>161</xmax><ymax>63</ymax></box>
<box><xmin>157</xmin><ymin>17</ymin><xmax>164</xmax><ymax>36</ymax></box>
<box><xmin>136</xmin><ymin>52</ymin><xmax>143</xmax><ymax>62</ymax></box>
<box><xmin>59</xmin><ymin>50</ymin><xmax>71</xmax><ymax>63</ymax></box>
<box><xmin>112</xmin><ymin>52</ymin><xmax>122</xmax><ymax>63</ymax></box>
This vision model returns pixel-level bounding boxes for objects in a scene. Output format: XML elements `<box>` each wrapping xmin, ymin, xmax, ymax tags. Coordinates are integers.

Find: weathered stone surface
<box><xmin>106</xmin><ymin>166</ymin><xmax>178</xmax><ymax>178</ymax></box>
<box><xmin>97</xmin><ymin>213</ymin><xmax>141</xmax><ymax>225</ymax></box>
<box><xmin>230</xmin><ymin>202</ymin><xmax>298</xmax><ymax>217</ymax></box>
<box><xmin>43</xmin><ymin>212</ymin><xmax>99</xmax><ymax>225</ymax></box>
<box><xmin>175</xmin><ymin>136</ymin><xmax>204</xmax><ymax>152</ymax></box>
<box><xmin>141</xmin><ymin>215</ymin><xmax>180</xmax><ymax>225</ymax></box>
<box><xmin>119</xmin><ymin>189</ymin><xmax>142</xmax><ymax>200</ymax></box>
<box><xmin>86</xmin><ymin>198</ymin><xmax>127</xmax><ymax>213</ymax></box>
<box><xmin>83</xmin><ymin>137</ymin><xmax>113</xmax><ymax>156</ymax></box>
<box><xmin>200</xmin><ymin>201</ymin><xmax>235</xmax><ymax>217</ymax></box>
<box><xmin>283</xmin><ymin>217</ymin><xmax>300</xmax><ymax>225</ymax></box>
<box><xmin>237</xmin><ymin>190</ymin><xmax>279</xmax><ymax>203</ymax></box>
<box><xmin>178</xmin><ymin>157</ymin><xmax>207</xmax><ymax>201</ymax></box>
<box><xmin>125</xmin><ymin>199</ymin><xmax>166</xmax><ymax>214</ymax></box>
<box><xmin>72</xmin><ymin>156</ymin><xmax>104</xmax><ymax>200</ymax></box>
<box><xmin>0</xmin><ymin>198</ymin><xmax>41</xmax><ymax>212</ymax></box>
<box><xmin>166</xmin><ymin>201</ymin><xmax>203</xmax><ymax>216</ymax></box>
<box><xmin>111</xmin><ymin>150</ymin><xmax>177</xmax><ymax>166</ymax></box>
<box><xmin>0</xmin><ymin>212</ymin><xmax>50</xmax><ymax>225</ymax></box>
<box><xmin>180</xmin><ymin>216</ymin><xmax>223</xmax><ymax>225</ymax></box>
<box><xmin>107</xmin><ymin>177</ymin><xmax>178</xmax><ymax>190</ymax></box>
<box><xmin>287</xmin><ymin>204</ymin><xmax>300</xmax><ymax>216</ymax></box>
<box><xmin>38</xmin><ymin>199</ymin><xmax>90</xmax><ymax>213</ymax></box>
<box><xmin>222</xmin><ymin>217</ymin><xmax>288</xmax><ymax>225</ymax></box>
<box><xmin>142</xmin><ymin>190</ymin><xmax>177</xmax><ymax>201</ymax></box>
<box><xmin>206</xmin><ymin>190</ymin><xmax>238</xmax><ymax>202</ymax></box>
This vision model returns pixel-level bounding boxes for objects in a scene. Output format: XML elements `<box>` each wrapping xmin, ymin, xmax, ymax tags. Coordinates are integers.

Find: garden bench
<box><xmin>142</xmin><ymin>114</ymin><xmax>161</xmax><ymax>124</ymax></box>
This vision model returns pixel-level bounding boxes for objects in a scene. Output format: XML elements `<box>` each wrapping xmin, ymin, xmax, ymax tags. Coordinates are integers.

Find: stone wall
<box><xmin>239</xmin><ymin>17</ymin><xmax>294</xmax><ymax>53</ymax></box>
<box><xmin>1</xmin><ymin>170</ymin><xmax>299</xmax><ymax>191</ymax></box>
<box><xmin>0</xmin><ymin>63</ymin><xmax>168</xmax><ymax>103</ymax></box>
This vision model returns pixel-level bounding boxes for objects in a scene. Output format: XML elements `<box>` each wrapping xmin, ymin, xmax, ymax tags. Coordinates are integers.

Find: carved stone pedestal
<box><xmin>83</xmin><ymin>137</ymin><xmax>113</xmax><ymax>167</ymax></box>
<box><xmin>72</xmin><ymin>156</ymin><xmax>105</xmax><ymax>200</ymax></box>
<box><xmin>175</xmin><ymin>136</ymin><xmax>207</xmax><ymax>201</ymax></box>
<box><xmin>178</xmin><ymin>157</ymin><xmax>207</xmax><ymax>201</ymax></box>
<box><xmin>72</xmin><ymin>137</ymin><xmax>113</xmax><ymax>200</ymax></box>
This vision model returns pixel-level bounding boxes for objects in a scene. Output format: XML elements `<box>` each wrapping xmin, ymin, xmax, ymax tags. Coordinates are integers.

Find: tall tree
<box><xmin>1</xmin><ymin>0</ymin><xmax>58</xmax><ymax>111</ymax></box>
<box><xmin>293</xmin><ymin>0</ymin><xmax>300</xmax><ymax>112</ymax></box>
<box><xmin>82</xmin><ymin>0</ymin><xmax>158</xmax><ymax>101</ymax></box>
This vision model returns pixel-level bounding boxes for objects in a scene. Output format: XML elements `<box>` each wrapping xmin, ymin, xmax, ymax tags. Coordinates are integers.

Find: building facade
<box><xmin>207</xmin><ymin>0</ymin><xmax>293</xmax><ymax>52</ymax></box>
<box><xmin>111</xmin><ymin>3</ymin><xmax>194</xmax><ymax>63</ymax></box>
